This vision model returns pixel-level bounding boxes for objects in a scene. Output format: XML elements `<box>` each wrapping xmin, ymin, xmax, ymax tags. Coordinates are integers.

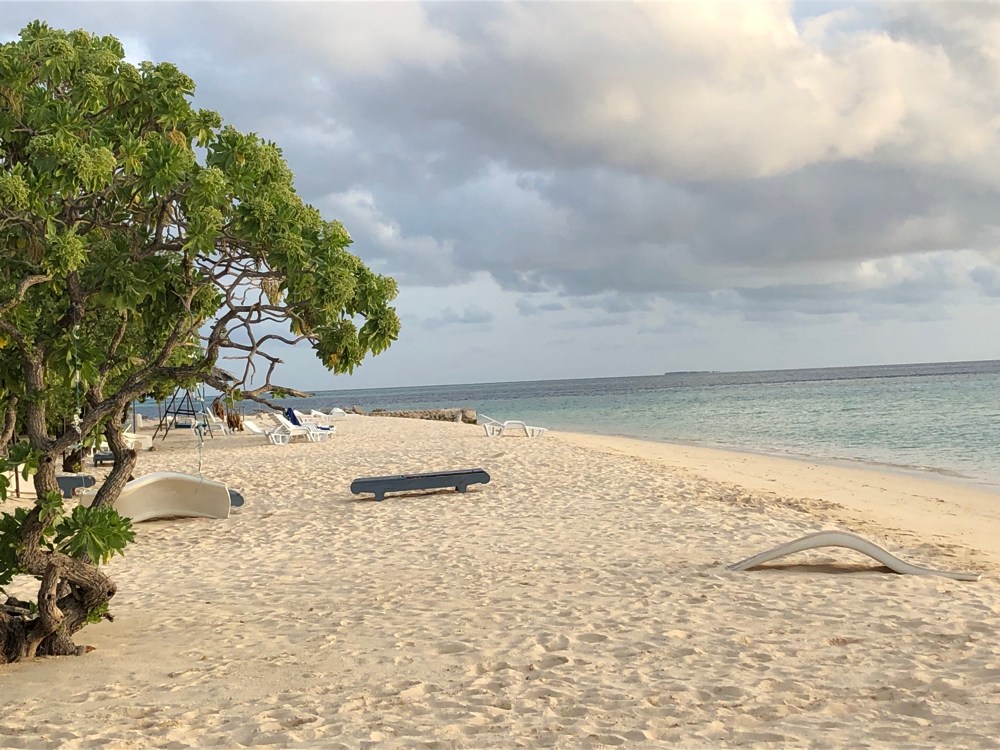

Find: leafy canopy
<box><xmin>0</xmin><ymin>21</ymin><xmax>400</xmax><ymax>430</ymax></box>
<box><xmin>0</xmin><ymin>22</ymin><xmax>400</xmax><ymax>625</ymax></box>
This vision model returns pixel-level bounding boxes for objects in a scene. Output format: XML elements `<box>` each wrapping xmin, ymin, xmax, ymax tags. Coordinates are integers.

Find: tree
<box><xmin>0</xmin><ymin>22</ymin><xmax>400</xmax><ymax>662</ymax></box>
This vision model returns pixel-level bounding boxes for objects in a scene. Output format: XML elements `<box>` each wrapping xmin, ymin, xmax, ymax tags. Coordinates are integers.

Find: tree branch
<box><xmin>0</xmin><ymin>395</ymin><xmax>17</xmax><ymax>454</ymax></box>
<box><xmin>25</xmin><ymin>560</ymin><xmax>63</xmax><ymax>659</ymax></box>
<box><xmin>0</xmin><ymin>274</ymin><xmax>51</xmax><ymax>317</ymax></box>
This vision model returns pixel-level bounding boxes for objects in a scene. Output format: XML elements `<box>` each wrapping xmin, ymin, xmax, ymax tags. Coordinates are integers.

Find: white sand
<box><xmin>2</xmin><ymin>417</ymin><xmax>999</xmax><ymax>748</ymax></box>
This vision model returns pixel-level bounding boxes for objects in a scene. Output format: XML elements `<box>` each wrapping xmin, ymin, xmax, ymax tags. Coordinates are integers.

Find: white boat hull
<box><xmin>78</xmin><ymin>471</ymin><xmax>231</xmax><ymax>522</ymax></box>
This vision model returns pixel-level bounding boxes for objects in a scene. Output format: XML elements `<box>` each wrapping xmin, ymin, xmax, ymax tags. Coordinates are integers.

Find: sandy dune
<box><xmin>1</xmin><ymin>417</ymin><xmax>998</xmax><ymax>748</ymax></box>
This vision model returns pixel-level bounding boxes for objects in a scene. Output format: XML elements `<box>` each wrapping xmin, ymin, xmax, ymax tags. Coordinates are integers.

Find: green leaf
<box><xmin>38</xmin><ymin>490</ymin><xmax>65</xmax><ymax>529</ymax></box>
<box><xmin>53</xmin><ymin>504</ymin><xmax>134</xmax><ymax>565</ymax></box>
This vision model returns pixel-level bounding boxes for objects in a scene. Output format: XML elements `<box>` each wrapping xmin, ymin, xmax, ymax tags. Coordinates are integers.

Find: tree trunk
<box><xmin>0</xmin><ymin>395</ymin><xmax>16</xmax><ymax>454</ymax></box>
<box><xmin>91</xmin><ymin>423</ymin><xmax>137</xmax><ymax>508</ymax></box>
<box><xmin>1</xmin><ymin>488</ymin><xmax>119</xmax><ymax>662</ymax></box>
<box><xmin>0</xmin><ymin>611</ymin><xmax>31</xmax><ymax>663</ymax></box>
<box><xmin>0</xmin><ymin>359</ymin><xmax>119</xmax><ymax>664</ymax></box>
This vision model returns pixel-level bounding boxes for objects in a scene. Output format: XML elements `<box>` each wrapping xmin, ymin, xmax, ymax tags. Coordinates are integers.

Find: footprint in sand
<box><xmin>541</xmin><ymin>634</ymin><xmax>570</xmax><ymax>652</ymax></box>
<box><xmin>533</xmin><ymin>654</ymin><xmax>570</xmax><ymax>670</ymax></box>
<box><xmin>399</xmin><ymin>682</ymin><xmax>441</xmax><ymax>699</ymax></box>
<box><xmin>436</xmin><ymin>641</ymin><xmax>473</xmax><ymax>655</ymax></box>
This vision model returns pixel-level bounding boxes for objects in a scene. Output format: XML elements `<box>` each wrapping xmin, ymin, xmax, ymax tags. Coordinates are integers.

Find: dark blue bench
<box><xmin>55</xmin><ymin>474</ymin><xmax>96</xmax><ymax>499</ymax></box>
<box><xmin>350</xmin><ymin>469</ymin><xmax>491</xmax><ymax>502</ymax></box>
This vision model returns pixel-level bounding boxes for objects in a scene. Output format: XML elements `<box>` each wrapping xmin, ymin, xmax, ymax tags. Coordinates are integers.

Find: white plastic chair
<box><xmin>244</xmin><ymin>419</ymin><xmax>291</xmax><ymax>445</ymax></box>
<box><xmin>275</xmin><ymin>414</ymin><xmax>331</xmax><ymax>442</ymax></box>
<box><xmin>480</xmin><ymin>415</ymin><xmax>548</xmax><ymax>438</ymax></box>
<box><xmin>100</xmin><ymin>430</ymin><xmax>152</xmax><ymax>452</ymax></box>
<box><xmin>307</xmin><ymin>408</ymin><xmax>348</xmax><ymax>424</ymax></box>
<box><xmin>199</xmin><ymin>411</ymin><xmax>231</xmax><ymax>435</ymax></box>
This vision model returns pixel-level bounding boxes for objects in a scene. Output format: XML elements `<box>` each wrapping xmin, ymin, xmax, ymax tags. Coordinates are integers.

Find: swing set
<box><xmin>152</xmin><ymin>386</ymin><xmax>217</xmax><ymax>441</ymax></box>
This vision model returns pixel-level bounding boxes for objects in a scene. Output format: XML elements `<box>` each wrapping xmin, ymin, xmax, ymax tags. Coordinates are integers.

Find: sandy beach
<box><xmin>2</xmin><ymin>416</ymin><xmax>998</xmax><ymax>748</ymax></box>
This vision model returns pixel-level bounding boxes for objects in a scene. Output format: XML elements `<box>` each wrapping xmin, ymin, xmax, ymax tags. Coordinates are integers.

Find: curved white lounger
<box><xmin>728</xmin><ymin>530</ymin><xmax>980</xmax><ymax>582</ymax></box>
<box><xmin>78</xmin><ymin>471</ymin><xmax>231</xmax><ymax>523</ymax></box>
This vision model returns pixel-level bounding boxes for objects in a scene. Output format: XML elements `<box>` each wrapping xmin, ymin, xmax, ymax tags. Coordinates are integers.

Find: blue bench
<box><xmin>350</xmin><ymin>469</ymin><xmax>491</xmax><ymax>502</ymax></box>
<box><xmin>55</xmin><ymin>474</ymin><xmax>96</xmax><ymax>499</ymax></box>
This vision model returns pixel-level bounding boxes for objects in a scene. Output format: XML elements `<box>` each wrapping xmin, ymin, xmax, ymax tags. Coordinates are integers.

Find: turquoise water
<box><xmin>182</xmin><ymin>360</ymin><xmax>1000</xmax><ymax>487</ymax></box>
<box><xmin>313</xmin><ymin>361</ymin><xmax>1000</xmax><ymax>486</ymax></box>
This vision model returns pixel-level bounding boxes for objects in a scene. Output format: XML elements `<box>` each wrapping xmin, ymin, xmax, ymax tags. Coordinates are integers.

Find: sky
<box><xmin>4</xmin><ymin>1</ymin><xmax>1000</xmax><ymax>391</ymax></box>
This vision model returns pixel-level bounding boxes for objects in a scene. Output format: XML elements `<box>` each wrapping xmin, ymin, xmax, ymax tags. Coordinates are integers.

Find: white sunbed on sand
<box><xmin>275</xmin><ymin>414</ymin><xmax>332</xmax><ymax>442</ymax></box>
<box><xmin>480</xmin><ymin>415</ymin><xmax>548</xmax><ymax>438</ymax></box>
<box><xmin>728</xmin><ymin>530</ymin><xmax>981</xmax><ymax>581</ymax></box>
<box><xmin>97</xmin><ymin>430</ymin><xmax>152</xmax><ymax>453</ymax></box>
<box><xmin>198</xmin><ymin>411</ymin><xmax>231</xmax><ymax>435</ymax></box>
<box><xmin>77</xmin><ymin>471</ymin><xmax>232</xmax><ymax>523</ymax></box>
<box><xmin>306</xmin><ymin>408</ymin><xmax>348</xmax><ymax>424</ymax></box>
<box><xmin>244</xmin><ymin>419</ymin><xmax>291</xmax><ymax>445</ymax></box>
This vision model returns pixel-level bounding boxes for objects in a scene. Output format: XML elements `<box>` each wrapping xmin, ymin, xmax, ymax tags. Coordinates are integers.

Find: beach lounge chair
<box><xmin>302</xmin><ymin>409</ymin><xmax>347</xmax><ymax>425</ymax></box>
<box><xmin>320</xmin><ymin>408</ymin><xmax>349</xmax><ymax>421</ymax></box>
<box><xmin>275</xmin><ymin>414</ymin><xmax>331</xmax><ymax>442</ymax></box>
<box><xmin>77</xmin><ymin>471</ymin><xmax>234</xmax><ymax>522</ymax></box>
<box><xmin>480</xmin><ymin>415</ymin><xmax>548</xmax><ymax>438</ymax></box>
<box><xmin>728</xmin><ymin>530</ymin><xmax>981</xmax><ymax>581</ymax></box>
<box><xmin>350</xmin><ymin>468</ymin><xmax>491</xmax><ymax>502</ymax></box>
<box><xmin>289</xmin><ymin>408</ymin><xmax>336</xmax><ymax>431</ymax></box>
<box><xmin>243</xmin><ymin>419</ymin><xmax>291</xmax><ymax>445</ymax></box>
<box><xmin>199</xmin><ymin>411</ymin><xmax>231</xmax><ymax>435</ymax></box>
<box><xmin>123</xmin><ymin>431</ymin><xmax>154</xmax><ymax>450</ymax></box>
<box><xmin>97</xmin><ymin>433</ymin><xmax>148</xmax><ymax>461</ymax></box>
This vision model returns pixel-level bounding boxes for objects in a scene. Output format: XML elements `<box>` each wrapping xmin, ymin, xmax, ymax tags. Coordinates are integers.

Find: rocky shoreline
<box><xmin>364</xmin><ymin>407</ymin><xmax>478</xmax><ymax>424</ymax></box>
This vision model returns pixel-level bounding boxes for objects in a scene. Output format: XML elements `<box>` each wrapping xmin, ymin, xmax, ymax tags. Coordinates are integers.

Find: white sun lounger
<box><xmin>274</xmin><ymin>414</ymin><xmax>331</xmax><ymax>442</ymax></box>
<box><xmin>198</xmin><ymin>411</ymin><xmax>231</xmax><ymax>435</ymax></box>
<box><xmin>291</xmin><ymin>409</ymin><xmax>344</xmax><ymax>429</ymax></box>
<box><xmin>77</xmin><ymin>471</ymin><xmax>232</xmax><ymax>522</ymax></box>
<box><xmin>100</xmin><ymin>431</ymin><xmax>152</xmax><ymax>452</ymax></box>
<box><xmin>303</xmin><ymin>408</ymin><xmax>348</xmax><ymax>424</ymax></box>
<box><xmin>481</xmin><ymin>415</ymin><xmax>548</xmax><ymax>438</ymax></box>
<box><xmin>123</xmin><ymin>431</ymin><xmax>153</xmax><ymax>450</ymax></box>
<box><xmin>244</xmin><ymin>419</ymin><xmax>291</xmax><ymax>445</ymax></box>
<box><xmin>728</xmin><ymin>530</ymin><xmax>981</xmax><ymax>581</ymax></box>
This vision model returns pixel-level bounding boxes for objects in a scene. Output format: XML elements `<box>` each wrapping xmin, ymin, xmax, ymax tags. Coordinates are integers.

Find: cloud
<box><xmin>326</xmin><ymin>3</ymin><xmax>1000</xmax><ymax>183</ymax></box>
<box><xmin>717</xmin><ymin>250</ymin><xmax>990</xmax><ymax>321</ymax></box>
<box><xmin>969</xmin><ymin>265</ymin><xmax>1000</xmax><ymax>297</ymax></box>
<box><xmin>4</xmin><ymin>2</ymin><xmax>1000</xmax><ymax>386</ymax></box>
<box><xmin>319</xmin><ymin>189</ymin><xmax>463</xmax><ymax>285</ymax></box>
<box><xmin>419</xmin><ymin>305</ymin><xmax>494</xmax><ymax>331</ymax></box>
<box><xmin>516</xmin><ymin>299</ymin><xmax>566</xmax><ymax>316</ymax></box>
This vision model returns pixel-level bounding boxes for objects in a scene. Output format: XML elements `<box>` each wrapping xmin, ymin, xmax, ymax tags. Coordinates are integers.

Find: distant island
<box><xmin>662</xmin><ymin>370</ymin><xmax>719</xmax><ymax>375</ymax></box>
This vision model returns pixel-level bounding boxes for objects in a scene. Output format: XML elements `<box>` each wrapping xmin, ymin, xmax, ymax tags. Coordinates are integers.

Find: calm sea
<box><xmin>143</xmin><ymin>360</ymin><xmax>999</xmax><ymax>487</ymax></box>
<box><xmin>266</xmin><ymin>360</ymin><xmax>1000</xmax><ymax>487</ymax></box>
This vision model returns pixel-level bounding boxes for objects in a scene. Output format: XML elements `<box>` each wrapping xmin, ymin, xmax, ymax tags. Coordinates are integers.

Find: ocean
<box><xmin>150</xmin><ymin>360</ymin><xmax>1000</xmax><ymax>488</ymax></box>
